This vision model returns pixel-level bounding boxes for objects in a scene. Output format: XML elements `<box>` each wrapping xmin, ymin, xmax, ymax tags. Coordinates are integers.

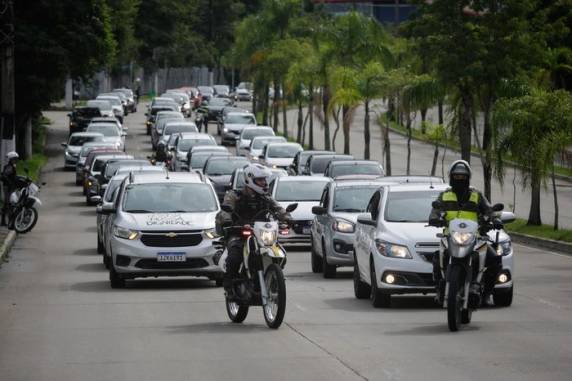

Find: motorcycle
<box><xmin>432</xmin><ymin>201</ymin><xmax>507</xmax><ymax>332</ymax></box>
<box><xmin>8</xmin><ymin>175</ymin><xmax>42</xmax><ymax>233</ymax></box>
<box><xmin>218</xmin><ymin>203</ymin><xmax>297</xmax><ymax>329</ymax></box>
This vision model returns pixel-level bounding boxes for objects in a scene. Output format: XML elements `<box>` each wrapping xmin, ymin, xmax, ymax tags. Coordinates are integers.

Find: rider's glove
<box><xmin>429</xmin><ymin>218</ymin><xmax>445</xmax><ymax>227</ymax></box>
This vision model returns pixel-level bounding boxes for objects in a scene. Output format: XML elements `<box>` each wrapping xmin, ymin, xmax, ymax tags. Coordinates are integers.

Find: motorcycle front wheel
<box><xmin>226</xmin><ymin>298</ymin><xmax>249</xmax><ymax>323</ymax></box>
<box><xmin>263</xmin><ymin>264</ymin><xmax>286</xmax><ymax>329</ymax></box>
<box><xmin>447</xmin><ymin>265</ymin><xmax>464</xmax><ymax>332</ymax></box>
<box><xmin>13</xmin><ymin>207</ymin><xmax>38</xmax><ymax>234</ymax></box>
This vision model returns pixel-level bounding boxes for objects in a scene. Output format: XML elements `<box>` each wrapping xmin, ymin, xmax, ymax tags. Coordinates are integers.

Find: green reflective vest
<box><xmin>441</xmin><ymin>190</ymin><xmax>480</xmax><ymax>223</ymax></box>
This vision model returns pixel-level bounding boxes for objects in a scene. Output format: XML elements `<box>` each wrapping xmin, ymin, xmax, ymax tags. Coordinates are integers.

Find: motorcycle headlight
<box><xmin>203</xmin><ymin>228</ymin><xmax>218</xmax><ymax>239</ymax></box>
<box><xmin>375</xmin><ymin>240</ymin><xmax>412</xmax><ymax>259</ymax></box>
<box><xmin>496</xmin><ymin>240</ymin><xmax>512</xmax><ymax>256</ymax></box>
<box><xmin>260</xmin><ymin>230</ymin><xmax>276</xmax><ymax>246</ymax></box>
<box><xmin>333</xmin><ymin>219</ymin><xmax>355</xmax><ymax>233</ymax></box>
<box><xmin>451</xmin><ymin>232</ymin><xmax>475</xmax><ymax>246</ymax></box>
<box><xmin>113</xmin><ymin>226</ymin><xmax>139</xmax><ymax>240</ymax></box>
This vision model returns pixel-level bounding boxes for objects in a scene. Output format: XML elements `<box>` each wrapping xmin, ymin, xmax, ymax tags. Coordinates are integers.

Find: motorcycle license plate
<box><xmin>157</xmin><ymin>252</ymin><xmax>186</xmax><ymax>262</ymax></box>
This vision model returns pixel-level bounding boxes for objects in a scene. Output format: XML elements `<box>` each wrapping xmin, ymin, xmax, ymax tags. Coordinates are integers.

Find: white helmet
<box><xmin>243</xmin><ymin>163</ymin><xmax>272</xmax><ymax>195</ymax></box>
<box><xmin>6</xmin><ymin>151</ymin><xmax>19</xmax><ymax>161</ymax></box>
<box><xmin>448</xmin><ymin>159</ymin><xmax>472</xmax><ymax>179</ymax></box>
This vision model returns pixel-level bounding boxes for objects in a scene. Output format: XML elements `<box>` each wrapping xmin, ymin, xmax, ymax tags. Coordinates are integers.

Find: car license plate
<box><xmin>157</xmin><ymin>252</ymin><xmax>186</xmax><ymax>262</ymax></box>
<box><xmin>303</xmin><ymin>226</ymin><xmax>312</xmax><ymax>235</ymax></box>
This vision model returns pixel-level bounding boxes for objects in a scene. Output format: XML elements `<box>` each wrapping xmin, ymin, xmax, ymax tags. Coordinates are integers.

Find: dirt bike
<box><xmin>8</xmin><ymin>175</ymin><xmax>42</xmax><ymax>233</ymax></box>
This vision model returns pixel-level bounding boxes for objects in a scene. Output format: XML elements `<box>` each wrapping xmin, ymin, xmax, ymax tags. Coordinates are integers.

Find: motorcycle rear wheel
<box><xmin>263</xmin><ymin>264</ymin><xmax>286</xmax><ymax>329</ymax></box>
<box><xmin>13</xmin><ymin>207</ymin><xmax>38</xmax><ymax>234</ymax></box>
<box><xmin>447</xmin><ymin>265</ymin><xmax>464</xmax><ymax>332</ymax></box>
<box><xmin>226</xmin><ymin>299</ymin><xmax>249</xmax><ymax>323</ymax></box>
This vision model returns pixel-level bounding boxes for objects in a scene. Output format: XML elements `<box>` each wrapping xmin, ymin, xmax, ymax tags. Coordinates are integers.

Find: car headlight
<box><xmin>375</xmin><ymin>240</ymin><xmax>412</xmax><ymax>259</ymax></box>
<box><xmin>496</xmin><ymin>240</ymin><xmax>512</xmax><ymax>256</ymax></box>
<box><xmin>113</xmin><ymin>226</ymin><xmax>140</xmax><ymax>240</ymax></box>
<box><xmin>65</xmin><ymin>151</ymin><xmax>72</xmax><ymax>158</ymax></box>
<box><xmin>203</xmin><ymin>228</ymin><xmax>218</xmax><ymax>239</ymax></box>
<box><xmin>260</xmin><ymin>230</ymin><xmax>277</xmax><ymax>246</ymax></box>
<box><xmin>451</xmin><ymin>232</ymin><xmax>475</xmax><ymax>246</ymax></box>
<box><xmin>223</xmin><ymin>128</ymin><xmax>228</xmax><ymax>133</ymax></box>
<box><xmin>333</xmin><ymin>219</ymin><xmax>355</xmax><ymax>233</ymax></box>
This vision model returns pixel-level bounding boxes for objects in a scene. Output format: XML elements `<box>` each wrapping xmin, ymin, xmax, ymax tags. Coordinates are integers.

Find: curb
<box><xmin>510</xmin><ymin>232</ymin><xmax>572</xmax><ymax>255</ymax></box>
<box><xmin>0</xmin><ymin>231</ymin><xmax>17</xmax><ymax>265</ymax></box>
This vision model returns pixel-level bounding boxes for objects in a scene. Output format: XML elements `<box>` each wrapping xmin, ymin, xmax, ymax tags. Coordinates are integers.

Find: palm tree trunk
<box><xmin>421</xmin><ymin>108</ymin><xmax>427</xmax><ymax>134</ymax></box>
<box><xmin>438</xmin><ymin>99</ymin><xmax>444</xmax><ymax>125</ymax></box>
<box><xmin>482</xmin><ymin>103</ymin><xmax>493</xmax><ymax>201</ymax></box>
<box><xmin>322</xmin><ymin>87</ymin><xmax>331</xmax><ymax>150</ymax></box>
<box><xmin>406</xmin><ymin>113</ymin><xmax>412</xmax><ymax>175</ymax></box>
<box><xmin>273</xmin><ymin>83</ymin><xmax>280</xmax><ymax>133</ymax></box>
<box><xmin>342</xmin><ymin>105</ymin><xmax>350</xmax><ymax>154</ymax></box>
<box><xmin>552</xmin><ymin>165</ymin><xmax>559</xmax><ymax>230</ymax></box>
<box><xmin>384</xmin><ymin>115</ymin><xmax>391</xmax><ymax>176</ymax></box>
<box><xmin>282</xmin><ymin>82</ymin><xmax>288</xmax><ymax>139</ymax></box>
<box><xmin>332</xmin><ymin>106</ymin><xmax>341</xmax><ymax>151</ymax></box>
<box><xmin>308</xmin><ymin>85</ymin><xmax>314</xmax><ymax>150</ymax></box>
<box><xmin>364</xmin><ymin>100</ymin><xmax>370</xmax><ymax>159</ymax></box>
<box><xmin>431</xmin><ymin>144</ymin><xmax>439</xmax><ymax>176</ymax></box>
<box><xmin>459</xmin><ymin>89</ymin><xmax>473</xmax><ymax>163</ymax></box>
<box><xmin>262</xmin><ymin>83</ymin><xmax>270</xmax><ymax>125</ymax></box>
<box><xmin>528</xmin><ymin>172</ymin><xmax>542</xmax><ymax>226</ymax></box>
<box><xmin>296</xmin><ymin>100</ymin><xmax>303</xmax><ymax>143</ymax></box>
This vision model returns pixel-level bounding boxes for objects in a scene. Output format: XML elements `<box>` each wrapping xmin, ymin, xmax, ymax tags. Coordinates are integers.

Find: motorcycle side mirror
<box><xmin>436</xmin><ymin>233</ymin><xmax>445</xmax><ymax>238</ymax></box>
<box><xmin>221</xmin><ymin>204</ymin><xmax>234</xmax><ymax>213</ymax></box>
<box><xmin>61</xmin><ymin>142</ymin><xmax>68</xmax><ymax>147</ymax></box>
<box><xmin>492</xmin><ymin>203</ymin><xmax>504</xmax><ymax>212</ymax></box>
<box><xmin>311</xmin><ymin>206</ymin><xmax>326</xmax><ymax>215</ymax></box>
<box><xmin>96</xmin><ymin>205</ymin><xmax>103</xmax><ymax>214</ymax></box>
<box><xmin>432</xmin><ymin>200</ymin><xmax>442</xmax><ymax>209</ymax></box>
<box><xmin>500</xmin><ymin>211</ymin><xmax>516</xmax><ymax>224</ymax></box>
<box><xmin>286</xmin><ymin>203</ymin><xmax>298</xmax><ymax>213</ymax></box>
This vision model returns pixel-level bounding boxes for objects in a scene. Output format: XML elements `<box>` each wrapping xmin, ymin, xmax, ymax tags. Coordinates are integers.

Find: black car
<box><xmin>68</xmin><ymin>107</ymin><xmax>102</xmax><ymax>134</ymax></box>
<box><xmin>205</xmin><ymin>98</ymin><xmax>234</xmax><ymax>121</ymax></box>
<box><xmin>203</xmin><ymin>156</ymin><xmax>250</xmax><ymax>202</ymax></box>
<box><xmin>146</xmin><ymin>105</ymin><xmax>178</xmax><ymax>135</ymax></box>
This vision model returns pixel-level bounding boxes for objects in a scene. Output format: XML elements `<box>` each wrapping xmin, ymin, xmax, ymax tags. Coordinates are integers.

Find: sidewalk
<box><xmin>0</xmin><ymin>226</ymin><xmax>17</xmax><ymax>265</ymax></box>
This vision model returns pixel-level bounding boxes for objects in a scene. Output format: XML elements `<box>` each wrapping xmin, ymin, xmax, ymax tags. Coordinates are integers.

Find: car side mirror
<box><xmin>492</xmin><ymin>203</ymin><xmax>504</xmax><ymax>212</ymax></box>
<box><xmin>259</xmin><ymin>155</ymin><xmax>264</xmax><ymax>159</ymax></box>
<box><xmin>121</xmin><ymin>132</ymin><xmax>127</xmax><ymax>136</ymax></box>
<box><xmin>67</xmin><ymin>113</ymin><xmax>72</xmax><ymax>117</ymax></box>
<box><xmin>61</xmin><ymin>142</ymin><xmax>68</xmax><ymax>147</ymax></box>
<box><xmin>357</xmin><ymin>213</ymin><xmax>376</xmax><ymax>226</ymax></box>
<box><xmin>312</xmin><ymin>206</ymin><xmax>326</xmax><ymax>215</ymax></box>
<box><xmin>96</xmin><ymin>205</ymin><xmax>103</xmax><ymax>214</ymax></box>
<box><xmin>100</xmin><ymin>203</ymin><xmax>116</xmax><ymax>215</ymax></box>
<box><xmin>500</xmin><ymin>211</ymin><xmax>515</xmax><ymax>224</ymax></box>
<box><xmin>90</xmin><ymin>195</ymin><xmax>102</xmax><ymax>204</ymax></box>
<box><xmin>221</xmin><ymin>204</ymin><xmax>233</xmax><ymax>213</ymax></box>
<box><xmin>286</xmin><ymin>203</ymin><xmax>298</xmax><ymax>213</ymax></box>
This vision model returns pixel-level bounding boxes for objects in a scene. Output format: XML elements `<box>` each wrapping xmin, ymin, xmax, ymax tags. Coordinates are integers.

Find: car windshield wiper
<box><xmin>207</xmin><ymin>173</ymin><xmax>225</xmax><ymax>176</ymax></box>
<box><xmin>334</xmin><ymin>208</ymin><xmax>363</xmax><ymax>212</ymax></box>
<box><xmin>163</xmin><ymin>210</ymin><xmax>191</xmax><ymax>213</ymax></box>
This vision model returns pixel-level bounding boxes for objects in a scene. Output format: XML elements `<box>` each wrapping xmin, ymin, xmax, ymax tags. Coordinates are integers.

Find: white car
<box><xmin>353</xmin><ymin>183</ymin><xmax>515</xmax><ymax>307</ymax></box>
<box><xmin>97</xmin><ymin>95</ymin><xmax>125</xmax><ymax>122</ymax></box>
<box><xmin>61</xmin><ymin>132</ymin><xmax>103</xmax><ymax>169</ymax></box>
<box><xmin>221</xmin><ymin>112</ymin><xmax>257</xmax><ymax>145</ymax></box>
<box><xmin>86</xmin><ymin>123</ymin><xmax>126</xmax><ymax>151</ymax></box>
<box><xmin>99</xmin><ymin>172</ymin><xmax>223</xmax><ymax>288</ymax></box>
<box><xmin>170</xmin><ymin>132</ymin><xmax>217</xmax><ymax>172</ymax></box>
<box><xmin>269</xmin><ymin>176</ymin><xmax>331</xmax><ymax>245</ymax></box>
<box><xmin>247</xmin><ymin>136</ymin><xmax>287</xmax><ymax>162</ymax></box>
<box><xmin>87</xmin><ymin>100</ymin><xmax>114</xmax><ymax>118</ymax></box>
<box><xmin>236</xmin><ymin>126</ymin><xmax>274</xmax><ymax>156</ymax></box>
<box><xmin>260</xmin><ymin>142</ymin><xmax>303</xmax><ymax>170</ymax></box>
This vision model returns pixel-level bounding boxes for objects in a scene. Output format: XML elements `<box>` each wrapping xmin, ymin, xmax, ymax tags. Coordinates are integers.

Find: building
<box><xmin>313</xmin><ymin>0</ymin><xmax>417</xmax><ymax>24</ymax></box>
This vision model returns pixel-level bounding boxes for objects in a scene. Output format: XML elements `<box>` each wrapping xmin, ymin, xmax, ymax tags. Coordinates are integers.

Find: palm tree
<box><xmin>355</xmin><ymin>62</ymin><xmax>385</xmax><ymax>159</ymax></box>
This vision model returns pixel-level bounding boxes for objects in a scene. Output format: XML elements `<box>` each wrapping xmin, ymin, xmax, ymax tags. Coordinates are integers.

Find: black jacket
<box><xmin>1</xmin><ymin>163</ymin><xmax>17</xmax><ymax>190</ymax></box>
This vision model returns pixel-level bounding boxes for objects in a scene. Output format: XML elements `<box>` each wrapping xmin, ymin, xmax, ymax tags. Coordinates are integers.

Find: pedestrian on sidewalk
<box><xmin>1</xmin><ymin>152</ymin><xmax>19</xmax><ymax>226</ymax></box>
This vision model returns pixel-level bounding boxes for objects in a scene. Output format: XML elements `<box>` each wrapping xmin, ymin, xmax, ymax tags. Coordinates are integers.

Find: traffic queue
<box><xmin>63</xmin><ymin>84</ymin><xmax>517</xmax><ymax>331</ymax></box>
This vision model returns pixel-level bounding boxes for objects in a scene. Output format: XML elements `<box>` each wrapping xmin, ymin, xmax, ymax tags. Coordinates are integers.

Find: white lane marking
<box><xmin>296</xmin><ymin>303</ymin><xmax>306</xmax><ymax>312</ymax></box>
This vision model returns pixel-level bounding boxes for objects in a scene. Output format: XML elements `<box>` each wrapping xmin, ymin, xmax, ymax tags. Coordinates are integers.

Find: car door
<box><xmin>312</xmin><ymin>185</ymin><xmax>329</xmax><ymax>251</ymax></box>
<box><xmin>104</xmin><ymin>182</ymin><xmax>124</xmax><ymax>259</ymax></box>
<box><xmin>357</xmin><ymin>190</ymin><xmax>381</xmax><ymax>282</ymax></box>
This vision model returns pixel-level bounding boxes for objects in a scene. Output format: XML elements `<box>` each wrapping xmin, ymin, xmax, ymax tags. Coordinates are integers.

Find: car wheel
<box><xmin>370</xmin><ymin>257</ymin><xmax>390</xmax><ymax>308</ymax></box>
<box><xmin>353</xmin><ymin>256</ymin><xmax>370</xmax><ymax>299</ymax></box>
<box><xmin>86</xmin><ymin>195</ymin><xmax>92</xmax><ymax>206</ymax></box>
<box><xmin>310</xmin><ymin>241</ymin><xmax>322</xmax><ymax>273</ymax></box>
<box><xmin>103</xmin><ymin>253</ymin><xmax>110</xmax><ymax>269</ymax></box>
<box><xmin>493</xmin><ymin>285</ymin><xmax>513</xmax><ymax>307</ymax></box>
<box><xmin>322</xmin><ymin>241</ymin><xmax>336</xmax><ymax>279</ymax></box>
<box><xmin>109</xmin><ymin>267</ymin><xmax>126</xmax><ymax>289</ymax></box>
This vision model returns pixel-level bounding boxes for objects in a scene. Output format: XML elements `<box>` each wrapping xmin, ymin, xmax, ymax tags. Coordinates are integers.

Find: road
<box><xmin>0</xmin><ymin>105</ymin><xmax>571</xmax><ymax>381</ymax></box>
<box><xmin>280</xmin><ymin>102</ymin><xmax>572</xmax><ymax>229</ymax></box>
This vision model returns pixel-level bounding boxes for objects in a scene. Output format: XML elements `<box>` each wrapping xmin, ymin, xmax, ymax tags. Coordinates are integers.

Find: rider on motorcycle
<box><xmin>429</xmin><ymin>160</ymin><xmax>502</xmax><ymax>305</ymax></box>
<box><xmin>1</xmin><ymin>152</ymin><xmax>19</xmax><ymax>226</ymax></box>
<box><xmin>215</xmin><ymin>163</ymin><xmax>291</xmax><ymax>292</ymax></box>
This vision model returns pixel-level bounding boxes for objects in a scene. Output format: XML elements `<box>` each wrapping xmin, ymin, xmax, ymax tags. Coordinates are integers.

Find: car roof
<box><xmin>266</xmin><ymin>142</ymin><xmax>302</xmax><ymax>148</ymax></box>
<box><xmin>70</xmin><ymin>132</ymin><xmax>103</xmax><ymax>137</ymax></box>
<box><xmin>156</xmin><ymin>111</ymin><xmax>182</xmax><ymax>116</ymax></box>
<box><xmin>129</xmin><ymin>172</ymin><xmax>206</xmax><ymax>184</ymax></box>
<box><xmin>94</xmin><ymin>154</ymin><xmax>133</xmax><ymax>162</ymax></box>
<box><xmin>329</xmin><ymin>160</ymin><xmax>380</xmax><ymax>166</ymax></box>
<box><xmin>90</xmin><ymin>117</ymin><xmax>120</xmax><ymax>122</ymax></box>
<box><xmin>226</xmin><ymin>112</ymin><xmax>254</xmax><ymax>117</ymax></box>
<box><xmin>300</xmin><ymin>150</ymin><xmax>333</xmax><ymax>157</ymax></box>
<box><xmin>164</xmin><ymin>121</ymin><xmax>196</xmax><ymax>127</ymax></box>
<box><xmin>87</xmin><ymin>123</ymin><xmax>119</xmax><ymax>129</ymax></box>
<box><xmin>276</xmin><ymin>176</ymin><xmax>331</xmax><ymax>183</ymax></box>
<box><xmin>191</xmin><ymin>145</ymin><xmax>228</xmax><ymax>153</ymax></box>
<box><xmin>242</xmin><ymin>126</ymin><xmax>272</xmax><ymax>133</ymax></box>
<box><xmin>384</xmin><ymin>183</ymin><xmax>448</xmax><ymax>192</ymax></box>
<box><xmin>193</xmin><ymin>151</ymin><xmax>230</xmax><ymax>157</ymax></box>
<box><xmin>179</xmin><ymin>132</ymin><xmax>213</xmax><ymax>139</ymax></box>
<box><xmin>206</xmin><ymin>155</ymin><xmax>248</xmax><ymax>162</ymax></box>
<box><xmin>383</xmin><ymin>175</ymin><xmax>445</xmax><ymax>184</ymax></box>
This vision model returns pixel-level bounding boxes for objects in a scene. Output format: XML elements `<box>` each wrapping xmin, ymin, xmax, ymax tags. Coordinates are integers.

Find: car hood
<box><xmin>265</xmin><ymin>158</ymin><xmax>294</xmax><ymax>167</ymax></box>
<box><xmin>330</xmin><ymin>212</ymin><xmax>361</xmax><ymax>224</ymax></box>
<box><xmin>208</xmin><ymin>175</ymin><xmax>232</xmax><ymax>186</ymax></box>
<box><xmin>120</xmin><ymin>212</ymin><xmax>218</xmax><ymax>231</ymax></box>
<box><xmin>102</xmin><ymin>136</ymin><xmax>121</xmax><ymax>144</ymax></box>
<box><xmin>378</xmin><ymin>222</ymin><xmax>441</xmax><ymax>246</ymax></box>
<box><xmin>277</xmin><ymin>201</ymin><xmax>316</xmax><ymax>220</ymax></box>
<box><xmin>67</xmin><ymin>146</ymin><xmax>82</xmax><ymax>155</ymax></box>
<box><xmin>225</xmin><ymin>123</ymin><xmax>252</xmax><ymax>132</ymax></box>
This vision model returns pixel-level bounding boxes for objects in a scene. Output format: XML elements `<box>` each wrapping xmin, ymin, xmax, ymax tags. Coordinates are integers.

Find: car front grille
<box><xmin>292</xmin><ymin>220</ymin><xmax>312</xmax><ymax>234</ymax></box>
<box><xmin>134</xmin><ymin>258</ymin><xmax>209</xmax><ymax>270</ymax></box>
<box><xmin>415</xmin><ymin>242</ymin><xmax>439</xmax><ymax>262</ymax></box>
<box><xmin>140</xmin><ymin>231</ymin><xmax>203</xmax><ymax>247</ymax></box>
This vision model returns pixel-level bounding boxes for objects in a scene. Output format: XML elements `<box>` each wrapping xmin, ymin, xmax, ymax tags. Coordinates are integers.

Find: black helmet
<box><xmin>448</xmin><ymin>160</ymin><xmax>471</xmax><ymax>191</ymax></box>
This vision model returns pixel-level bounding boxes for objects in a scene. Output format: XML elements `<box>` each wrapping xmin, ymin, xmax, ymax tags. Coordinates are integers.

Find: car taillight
<box><xmin>279</xmin><ymin>228</ymin><xmax>289</xmax><ymax>235</ymax></box>
<box><xmin>242</xmin><ymin>226</ymin><xmax>252</xmax><ymax>237</ymax></box>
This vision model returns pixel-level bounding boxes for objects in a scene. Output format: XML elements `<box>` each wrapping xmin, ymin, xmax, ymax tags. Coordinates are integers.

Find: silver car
<box><xmin>170</xmin><ymin>132</ymin><xmax>217</xmax><ymax>172</ymax></box>
<box><xmin>99</xmin><ymin>172</ymin><xmax>223</xmax><ymax>288</ymax></box>
<box><xmin>221</xmin><ymin>112</ymin><xmax>257</xmax><ymax>145</ymax></box>
<box><xmin>310</xmin><ymin>178</ymin><xmax>395</xmax><ymax>278</ymax></box>
<box><xmin>236</xmin><ymin>126</ymin><xmax>274</xmax><ymax>156</ymax></box>
<box><xmin>152</xmin><ymin>111</ymin><xmax>184</xmax><ymax>149</ymax></box>
<box><xmin>86</xmin><ymin>123</ymin><xmax>126</xmax><ymax>151</ymax></box>
<box><xmin>247</xmin><ymin>136</ymin><xmax>287</xmax><ymax>162</ymax></box>
<box><xmin>61</xmin><ymin>132</ymin><xmax>103</xmax><ymax>169</ymax></box>
<box><xmin>97</xmin><ymin>95</ymin><xmax>125</xmax><ymax>122</ymax></box>
<box><xmin>87</xmin><ymin>100</ymin><xmax>114</xmax><ymax>118</ymax></box>
<box><xmin>75</xmin><ymin>142</ymin><xmax>117</xmax><ymax>185</ymax></box>
<box><xmin>353</xmin><ymin>183</ymin><xmax>515</xmax><ymax>307</ymax></box>
<box><xmin>269</xmin><ymin>176</ymin><xmax>331</xmax><ymax>245</ymax></box>
<box><xmin>260</xmin><ymin>142</ymin><xmax>303</xmax><ymax>170</ymax></box>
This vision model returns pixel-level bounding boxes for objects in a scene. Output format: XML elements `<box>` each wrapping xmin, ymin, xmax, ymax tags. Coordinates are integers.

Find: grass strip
<box><xmin>505</xmin><ymin>218</ymin><xmax>572</xmax><ymax>243</ymax></box>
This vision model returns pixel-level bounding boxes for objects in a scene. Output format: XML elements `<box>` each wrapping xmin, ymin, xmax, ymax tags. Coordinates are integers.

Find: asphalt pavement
<box><xmin>0</xmin><ymin>105</ymin><xmax>571</xmax><ymax>381</ymax></box>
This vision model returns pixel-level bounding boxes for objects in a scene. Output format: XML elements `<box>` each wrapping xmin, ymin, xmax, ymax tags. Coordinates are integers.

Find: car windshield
<box><xmin>177</xmin><ymin>138</ymin><xmax>215</xmax><ymax>152</ymax></box>
<box><xmin>225</xmin><ymin>115</ymin><xmax>255</xmax><ymax>124</ymax></box>
<box><xmin>104</xmin><ymin>179</ymin><xmax>124</xmax><ymax>202</ymax></box>
<box><xmin>198</xmin><ymin>87</ymin><xmax>214</xmax><ymax>94</ymax></box>
<box><xmin>191</xmin><ymin>153</ymin><xmax>229</xmax><ymax>169</ymax></box>
<box><xmin>333</xmin><ymin>186</ymin><xmax>379</xmax><ymax>212</ymax></box>
<box><xmin>93</xmin><ymin>158</ymin><xmax>114</xmax><ymax>172</ymax></box>
<box><xmin>88</xmin><ymin>125</ymin><xmax>119</xmax><ymax>137</ymax></box>
<box><xmin>123</xmin><ymin>183</ymin><xmax>218</xmax><ymax>213</ymax></box>
<box><xmin>209</xmin><ymin>98</ymin><xmax>231</xmax><ymax>106</ymax></box>
<box><xmin>164</xmin><ymin>124</ymin><xmax>197</xmax><ymax>135</ymax></box>
<box><xmin>105</xmin><ymin>161</ymin><xmax>150</xmax><ymax>178</ymax></box>
<box><xmin>204</xmin><ymin>159</ymin><xmax>249</xmax><ymax>176</ymax></box>
<box><xmin>242</xmin><ymin>129</ymin><xmax>273</xmax><ymax>140</ymax></box>
<box><xmin>157</xmin><ymin>116</ymin><xmax>183</xmax><ymax>131</ymax></box>
<box><xmin>384</xmin><ymin>191</ymin><xmax>441</xmax><ymax>223</ymax></box>
<box><xmin>81</xmin><ymin>146</ymin><xmax>114</xmax><ymax>158</ymax></box>
<box><xmin>214</xmin><ymin>85</ymin><xmax>229</xmax><ymax>94</ymax></box>
<box><xmin>267</xmin><ymin>145</ymin><xmax>301</xmax><ymax>158</ymax></box>
<box><xmin>331</xmin><ymin>164</ymin><xmax>382</xmax><ymax>177</ymax></box>
<box><xmin>76</xmin><ymin>108</ymin><xmax>101</xmax><ymax>117</ymax></box>
<box><xmin>69</xmin><ymin>135</ymin><xmax>101</xmax><ymax>146</ymax></box>
<box><xmin>98</xmin><ymin>97</ymin><xmax>121</xmax><ymax>106</ymax></box>
<box><xmin>275</xmin><ymin>180</ymin><xmax>329</xmax><ymax>202</ymax></box>
<box><xmin>252</xmin><ymin>137</ymin><xmax>285</xmax><ymax>149</ymax></box>
<box><xmin>87</xmin><ymin>101</ymin><xmax>112</xmax><ymax>111</ymax></box>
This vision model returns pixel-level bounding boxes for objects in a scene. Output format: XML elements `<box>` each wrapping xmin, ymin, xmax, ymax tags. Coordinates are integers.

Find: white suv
<box><xmin>99</xmin><ymin>172</ymin><xmax>223</xmax><ymax>288</ymax></box>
